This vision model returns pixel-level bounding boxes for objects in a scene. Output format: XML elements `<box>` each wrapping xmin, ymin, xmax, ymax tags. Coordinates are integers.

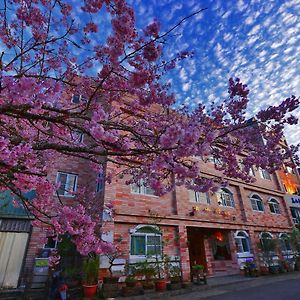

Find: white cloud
<box><xmin>237</xmin><ymin>0</ymin><xmax>247</xmax><ymax>12</ymax></box>
<box><xmin>182</xmin><ymin>82</ymin><xmax>191</xmax><ymax>92</ymax></box>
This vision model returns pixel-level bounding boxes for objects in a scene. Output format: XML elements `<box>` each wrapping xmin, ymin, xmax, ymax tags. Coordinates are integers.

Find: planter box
<box><xmin>182</xmin><ymin>282</ymin><xmax>193</xmax><ymax>289</ymax></box>
<box><xmin>167</xmin><ymin>282</ymin><xmax>182</xmax><ymax>290</ymax></box>
<box><xmin>101</xmin><ymin>282</ymin><xmax>120</xmax><ymax>298</ymax></box>
<box><xmin>269</xmin><ymin>265</ymin><xmax>280</xmax><ymax>274</ymax></box>
<box><xmin>142</xmin><ymin>281</ymin><xmax>155</xmax><ymax>290</ymax></box>
<box><xmin>155</xmin><ymin>280</ymin><xmax>167</xmax><ymax>292</ymax></box>
<box><xmin>102</xmin><ymin>289</ymin><xmax>120</xmax><ymax>299</ymax></box>
<box><xmin>103</xmin><ymin>277</ymin><xmax>119</xmax><ymax>284</ymax></box>
<box><xmin>102</xmin><ymin>283</ymin><xmax>119</xmax><ymax>291</ymax></box>
<box><xmin>121</xmin><ymin>286</ymin><xmax>143</xmax><ymax>297</ymax></box>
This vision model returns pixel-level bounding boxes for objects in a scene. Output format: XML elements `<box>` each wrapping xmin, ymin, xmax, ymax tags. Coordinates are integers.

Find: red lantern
<box><xmin>214</xmin><ymin>231</ymin><xmax>224</xmax><ymax>241</ymax></box>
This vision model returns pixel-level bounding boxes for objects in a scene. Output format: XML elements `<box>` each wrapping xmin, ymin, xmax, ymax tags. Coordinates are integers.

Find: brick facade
<box><xmin>101</xmin><ymin>159</ymin><xmax>299</xmax><ymax>279</ymax></box>
<box><xmin>3</xmin><ymin>152</ymin><xmax>299</xmax><ymax>288</ymax></box>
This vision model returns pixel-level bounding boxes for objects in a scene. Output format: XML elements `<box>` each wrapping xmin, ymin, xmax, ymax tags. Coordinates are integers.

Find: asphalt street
<box><xmin>171</xmin><ymin>273</ymin><xmax>300</xmax><ymax>300</ymax></box>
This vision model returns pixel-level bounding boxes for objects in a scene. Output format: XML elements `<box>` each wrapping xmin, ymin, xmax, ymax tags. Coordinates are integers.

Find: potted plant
<box><xmin>134</xmin><ymin>261</ymin><xmax>156</xmax><ymax>290</ymax></box>
<box><xmin>101</xmin><ymin>245</ymin><xmax>123</xmax><ymax>299</ymax></box>
<box><xmin>125</xmin><ymin>275</ymin><xmax>137</xmax><ymax>287</ymax></box>
<box><xmin>288</xmin><ymin>227</ymin><xmax>300</xmax><ymax>270</ymax></box>
<box><xmin>153</xmin><ymin>254</ymin><xmax>170</xmax><ymax>292</ymax></box>
<box><xmin>62</xmin><ymin>266</ymin><xmax>81</xmax><ymax>288</ymax></box>
<box><xmin>243</xmin><ymin>258</ymin><xmax>258</xmax><ymax>277</ymax></box>
<box><xmin>191</xmin><ymin>264</ymin><xmax>207</xmax><ymax>284</ymax></box>
<box><xmin>257</xmin><ymin>236</ymin><xmax>278</xmax><ymax>274</ymax></box>
<box><xmin>82</xmin><ymin>254</ymin><xmax>99</xmax><ymax>298</ymax></box>
<box><xmin>167</xmin><ymin>264</ymin><xmax>182</xmax><ymax>290</ymax></box>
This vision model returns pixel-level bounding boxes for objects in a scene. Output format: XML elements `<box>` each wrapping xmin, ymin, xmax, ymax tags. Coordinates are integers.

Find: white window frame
<box><xmin>279</xmin><ymin>233</ymin><xmax>292</xmax><ymax>253</ymax></box>
<box><xmin>234</xmin><ymin>231</ymin><xmax>251</xmax><ymax>255</ymax></box>
<box><xmin>96</xmin><ymin>171</ymin><xmax>105</xmax><ymax>193</ymax></box>
<box><xmin>131</xmin><ymin>180</ymin><xmax>155</xmax><ymax>196</ymax></box>
<box><xmin>43</xmin><ymin>236</ymin><xmax>58</xmax><ymax>250</ymax></box>
<box><xmin>217</xmin><ymin>188</ymin><xmax>235</xmax><ymax>208</ymax></box>
<box><xmin>56</xmin><ymin>172</ymin><xmax>78</xmax><ymax>197</ymax></box>
<box><xmin>72</xmin><ymin>130</ymin><xmax>84</xmax><ymax>143</ymax></box>
<box><xmin>130</xmin><ymin>225</ymin><xmax>162</xmax><ymax>258</ymax></box>
<box><xmin>268</xmin><ymin>198</ymin><xmax>280</xmax><ymax>214</ymax></box>
<box><xmin>250</xmin><ymin>193</ymin><xmax>264</xmax><ymax>212</ymax></box>
<box><xmin>259</xmin><ymin>232</ymin><xmax>273</xmax><ymax>252</ymax></box>
<box><xmin>213</xmin><ymin>156</ymin><xmax>223</xmax><ymax>167</ymax></box>
<box><xmin>249</xmin><ymin>167</ymin><xmax>255</xmax><ymax>177</ymax></box>
<box><xmin>286</xmin><ymin>166</ymin><xmax>294</xmax><ymax>174</ymax></box>
<box><xmin>189</xmin><ymin>190</ymin><xmax>210</xmax><ymax>204</ymax></box>
<box><xmin>259</xmin><ymin>168</ymin><xmax>271</xmax><ymax>180</ymax></box>
<box><xmin>71</xmin><ymin>94</ymin><xmax>87</xmax><ymax>104</ymax></box>
<box><xmin>290</xmin><ymin>207</ymin><xmax>300</xmax><ymax>224</ymax></box>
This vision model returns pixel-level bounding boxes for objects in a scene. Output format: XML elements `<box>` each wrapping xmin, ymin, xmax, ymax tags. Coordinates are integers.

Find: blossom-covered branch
<box><xmin>0</xmin><ymin>0</ymin><xmax>299</xmax><ymax>255</ymax></box>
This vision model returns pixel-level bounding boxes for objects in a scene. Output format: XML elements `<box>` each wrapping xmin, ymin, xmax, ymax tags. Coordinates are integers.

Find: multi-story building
<box><xmin>100</xmin><ymin>157</ymin><xmax>296</xmax><ymax>281</ymax></box>
<box><xmin>0</xmin><ymin>138</ymin><xmax>298</xmax><ymax>288</ymax></box>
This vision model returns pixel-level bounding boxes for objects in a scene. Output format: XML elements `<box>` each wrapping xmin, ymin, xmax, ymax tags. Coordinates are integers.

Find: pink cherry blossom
<box><xmin>0</xmin><ymin>1</ymin><xmax>298</xmax><ymax>257</ymax></box>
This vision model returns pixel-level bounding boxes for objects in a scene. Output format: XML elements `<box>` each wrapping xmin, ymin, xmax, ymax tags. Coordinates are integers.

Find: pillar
<box><xmin>177</xmin><ymin>225</ymin><xmax>191</xmax><ymax>282</ymax></box>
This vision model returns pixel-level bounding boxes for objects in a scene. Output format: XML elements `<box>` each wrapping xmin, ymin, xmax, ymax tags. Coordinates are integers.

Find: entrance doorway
<box><xmin>187</xmin><ymin>227</ymin><xmax>207</xmax><ymax>273</ymax></box>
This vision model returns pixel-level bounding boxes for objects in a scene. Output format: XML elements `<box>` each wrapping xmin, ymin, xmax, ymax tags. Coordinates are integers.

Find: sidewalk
<box><xmin>114</xmin><ymin>272</ymin><xmax>300</xmax><ymax>300</ymax></box>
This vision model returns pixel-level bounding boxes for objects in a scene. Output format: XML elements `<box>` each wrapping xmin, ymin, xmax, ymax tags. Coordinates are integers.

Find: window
<box><xmin>259</xmin><ymin>168</ymin><xmax>271</xmax><ymax>180</ymax></box>
<box><xmin>213</xmin><ymin>156</ymin><xmax>223</xmax><ymax>167</ymax></box>
<box><xmin>235</xmin><ymin>231</ymin><xmax>250</xmax><ymax>253</ymax></box>
<box><xmin>56</xmin><ymin>172</ymin><xmax>78</xmax><ymax>196</ymax></box>
<box><xmin>238</xmin><ymin>160</ymin><xmax>255</xmax><ymax>177</ymax></box>
<box><xmin>259</xmin><ymin>232</ymin><xmax>273</xmax><ymax>251</ymax></box>
<box><xmin>286</xmin><ymin>166</ymin><xmax>294</xmax><ymax>174</ymax></box>
<box><xmin>131</xmin><ymin>180</ymin><xmax>155</xmax><ymax>196</ymax></box>
<box><xmin>268</xmin><ymin>198</ymin><xmax>280</xmax><ymax>214</ymax></box>
<box><xmin>189</xmin><ymin>190</ymin><xmax>210</xmax><ymax>204</ymax></box>
<box><xmin>294</xmin><ymin>186</ymin><xmax>300</xmax><ymax>196</ymax></box>
<box><xmin>72</xmin><ymin>130</ymin><xmax>84</xmax><ymax>143</ymax></box>
<box><xmin>250</xmin><ymin>194</ymin><xmax>264</xmax><ymax>212</ymax></box>
<box><xmin>207</xmin><ymin>155</ymin><xmax>222</xmax><ymax>166</ymax></box>
<box><xmin>217</xmin><ymin>188</ymin><xmax>234</xmax><ymax>207</ymax></box>
<box><xmin>71</xmin><ymin>94</ymin><xmax>87</xmax><ymax>104</ymax></box>
<box><xmin>249</xmin><ymin>167</ymin><xmax>255</xmax><ymax>177</ymax></box>
<box><xmin>43</xmin><ymin>236</ymin><xmax>58</xmax><ymax>249</ymax></box>
<box><xmin>290</xmin><ymin>207</ymin><xmax>300</xmax><ymax>224</ymax></box>
<box><xmin>279</xmin><ymin>233</ymin><xmax>292</xmax><ymax>252</ymax></box>
<box><xmin>130</xmin><ymin>226</ymin><xmax>162</xmax><ymax>256</ymax></box>
<box><xmin>96</xmin><ymin>171</ymin><xmax>105</xmax><ymax>193</ymax></box>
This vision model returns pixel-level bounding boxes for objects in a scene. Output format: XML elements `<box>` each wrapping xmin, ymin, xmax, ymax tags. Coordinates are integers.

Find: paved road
<box><xmin>172</xmin><ymin>273</ymin><xmax>300</xmax><ymax>300</ymax></box>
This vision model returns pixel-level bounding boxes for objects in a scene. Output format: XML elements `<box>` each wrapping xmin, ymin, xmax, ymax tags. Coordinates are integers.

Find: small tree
<box><xmin>82</xmin><ymin>254</ymin><xmax>100</xmax><ymax>285</ymax></box>
<box><xmin>288</xmin><ymin>227</ymin><xmax>300</xmax><ymax>269</ymax></box>
<box><xmin>257</xmin><ymin>234</ymin><xmax>278</xmax><ymax>272</ymax></box>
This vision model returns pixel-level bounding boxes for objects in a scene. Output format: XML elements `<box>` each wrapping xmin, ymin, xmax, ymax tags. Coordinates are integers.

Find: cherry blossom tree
<box><xmin>0</xmin><ymin>0</ymin><xmax>299</xmax><ymax>255</ymax></box>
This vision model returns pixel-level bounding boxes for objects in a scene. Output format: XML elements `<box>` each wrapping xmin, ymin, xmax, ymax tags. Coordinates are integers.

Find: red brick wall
<box><xmin>104</xmin><ymin>160</ymin><xmax>295</xmax><ymax>279</ymax></box>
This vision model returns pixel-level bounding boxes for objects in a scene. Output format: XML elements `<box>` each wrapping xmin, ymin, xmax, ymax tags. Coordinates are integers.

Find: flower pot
<box><xmin>126</xmin><ymin>281</ymin><xmax>136</xmax><ymax>287</ymax></box>
<box><xmin>82</xmin><ymin>284</ymin><xmax>98</xmax><ymax>298</ymax></box>
<box><xmin>167</xmin><ymin>282</ymin><xmax>182</xmax><ymax>290</ymax></box>
<box><xmin>268</xmin><ymin>265</ymin><xmax>279</xmax><ymax>274</ymax></box>
<box><xmin>142</xmin><ymin>281</ymin><xmax>154</xmax><ymax>290</ymax></box>
<box><xmin>103</xmin><ymin>276</ymin><xmax>119</xmax><ymax>283</ymax></box>
<box><xmin>260</xmin><ymin>266</ymin><xmax>269</xmax><ymax>275</ymax></box>
<box><xmin>155</xmin><ymin>279</ymin><xmax>167</xmax><ymax>292</ymax></box>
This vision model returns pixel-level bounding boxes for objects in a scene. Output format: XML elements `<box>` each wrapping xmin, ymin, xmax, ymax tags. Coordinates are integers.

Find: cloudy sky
<box><xmin>127</xmin><ymin>0</ymin><xmax>299</xmax><ymax>147</ymax></box>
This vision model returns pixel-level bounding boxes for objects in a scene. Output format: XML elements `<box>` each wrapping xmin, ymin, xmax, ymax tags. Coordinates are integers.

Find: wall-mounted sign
<box><xmin>285</xmin><ymin>194</ymin><xmax>300</xmax><ymax>207</ymax></box>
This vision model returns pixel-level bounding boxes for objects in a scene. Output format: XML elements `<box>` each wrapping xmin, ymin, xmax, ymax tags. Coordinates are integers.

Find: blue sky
<box><xmin>127</xmin><ymin>0</ymin><xmax>299</xmax><ymax>148</ymax></box>
<box><xmin>4</xmin><ymin>0</ymin><xmax>298</xmax><ymax>147</ymax></box>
